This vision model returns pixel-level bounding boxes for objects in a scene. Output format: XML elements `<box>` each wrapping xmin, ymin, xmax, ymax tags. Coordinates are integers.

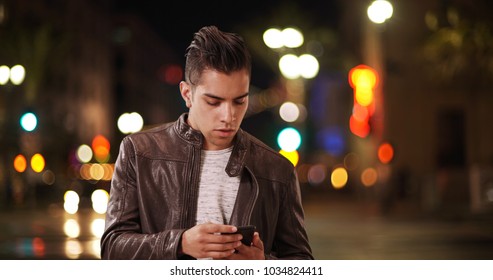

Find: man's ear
<box><xmin>179</xmin><ymin>81</ymin><xmax>192</xmax><ymax>108</ymax></box>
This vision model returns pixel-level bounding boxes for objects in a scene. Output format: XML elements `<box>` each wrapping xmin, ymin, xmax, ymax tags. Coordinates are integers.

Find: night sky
<box><xmin>114</xmin><ymin>0</ymin><xmax>341</xmax><ymax>53</ymax></box>
<box><xmin>112</xmin><ymin>0</ymin><xmax>342</xmax><ymax>148</ymax></box>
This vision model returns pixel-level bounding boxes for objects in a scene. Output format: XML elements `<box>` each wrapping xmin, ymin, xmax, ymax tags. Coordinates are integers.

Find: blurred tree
<box><xmin>421</xmin><ymin>2</ymin><xmax>493</xmax><ymax>89</ymax></box>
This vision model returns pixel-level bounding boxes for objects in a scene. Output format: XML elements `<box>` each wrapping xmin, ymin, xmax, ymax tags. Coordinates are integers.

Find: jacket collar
<box><xmin>226</xmin><ymin>129</ymin><xmax>248</xmax><ymax>177</ymax></box>
<box><xmin>175</xmin><ymin>113</ymin><xmax>203</xmax><ymax>147</ymax></box>
<box><xmin>174</xmin><ymin>113</ymin><xmax>249</xmax><ymax>177</ymax></box>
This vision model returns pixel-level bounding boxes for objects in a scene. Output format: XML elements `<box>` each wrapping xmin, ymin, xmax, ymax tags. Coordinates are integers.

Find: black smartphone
<box><xmin>223</xmin><ymin>225</ymin><xmax>256</xmax><ymax>246</ymax></box>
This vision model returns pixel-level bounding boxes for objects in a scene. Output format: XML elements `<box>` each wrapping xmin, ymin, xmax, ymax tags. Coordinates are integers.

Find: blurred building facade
<box><xmin>337</xmin><ymin>0</ymin><xmax>493</xmax><ymax>216</ymax></box>
<box><xmin>0</xmin><ymin>0</ymin><xmax>492</xmax><ymax>217</ymax></box>
<box><xmin>0</xmin><ymin>0</ymin><xmax>181</xmax><ymax>208</ymax></box>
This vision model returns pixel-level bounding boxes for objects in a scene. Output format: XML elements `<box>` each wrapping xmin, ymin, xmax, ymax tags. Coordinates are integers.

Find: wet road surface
<box><xmin>1</xmin><ymin>192</ymin><xmax>492</xmax><ymax>260</ymax></box>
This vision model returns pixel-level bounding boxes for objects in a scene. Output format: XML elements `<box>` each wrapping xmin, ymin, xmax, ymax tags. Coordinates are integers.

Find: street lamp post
<box><xmin>359</xmin><ymin>0</ymin><xmax>393</xmax><ymax>202</ymax></box>
<box><xmin>364</xmin><ymin>0</ymin><xmax>393</xmax><ymax>142</ymax></box>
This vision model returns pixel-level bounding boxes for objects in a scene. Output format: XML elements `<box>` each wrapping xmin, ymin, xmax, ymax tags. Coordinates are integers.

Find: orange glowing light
<box><xmin>331</xmin><ymin>167</ymin><xmax>348</xmax><ymax>189</ymax></box>
<box><xmin>92</xmin><ymin>135</ymin><xmax>110</xmax><ymax>163</ymax></box>
<box><xmin>348</xmin><ymin>65</ymin><xmax>379</xmax><ymax>90</ymax></box>
<box><xmin>378</xmin><ymin>142</ymin><xmax>394</xmax><ymax>164</ymax></box>
<box><xmin>14</xmin><ymin>154</ymin><xmax>27</xmax><ymax>173</ymax></box>
<box><xmin>349</xmin><ymin>115</ymin><xmax>370</xmax><ymax>138</ymax></box>
<box><xmin>361</xmin><ymin>168</ymin><xmax>378</xmax><ymax>187</ymax></box>
<box><xmin>352</xmin><ymin>103</ymin><xmax>369</xmax><ymax>122</ymax></box>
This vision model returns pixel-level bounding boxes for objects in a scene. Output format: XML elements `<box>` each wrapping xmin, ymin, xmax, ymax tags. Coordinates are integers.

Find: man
<box><xmin>101</xmin><ymin>26</ymin><xmax>313</xmax><ymax>260</ymax></box>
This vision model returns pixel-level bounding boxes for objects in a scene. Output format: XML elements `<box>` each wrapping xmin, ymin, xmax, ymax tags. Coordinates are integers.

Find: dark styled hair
<box><xmin>184</xmin><ymin>26</ymin><xmax>251</xmax><ymax>86</ymax></box>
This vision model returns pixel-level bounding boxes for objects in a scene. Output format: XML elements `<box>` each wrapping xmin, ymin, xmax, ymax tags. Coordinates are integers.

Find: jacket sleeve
<box><xmin>100</xmin><ymin>137</ymin><xmax>185</xmax><ymax>259</ymax></box>
<box><xmin>267</xmin><ymin>171</ymin><xmax>314</xmax><ymax>260</ymax></box>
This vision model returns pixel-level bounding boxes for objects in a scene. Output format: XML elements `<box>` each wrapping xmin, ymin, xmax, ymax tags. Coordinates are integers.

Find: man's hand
<box><xmin>222</xmin><ymin>232</ymin><xmax>265</xmax><ymax>260</ymax></box>
<box><xmin>180</xmin><ymin>223</ymin><xmax>243</xmax><ymax>259</ymax></box>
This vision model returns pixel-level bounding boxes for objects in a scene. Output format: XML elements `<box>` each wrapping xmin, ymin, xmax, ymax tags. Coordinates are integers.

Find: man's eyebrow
<box><xmin>203</xmin><ymin>93</ymin><xmax>249</xmax><ymax>100</ymax></box>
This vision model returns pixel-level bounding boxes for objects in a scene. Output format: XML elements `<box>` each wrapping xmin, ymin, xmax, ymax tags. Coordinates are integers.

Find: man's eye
<box><xmin>235</xmin><ymin>99</ymin><xmax>246</xmax><ymax>105</ymax></box>
<box><xmin>206</xmin><ymin>101</ymin><xmax>220</xmax><ymax>106</ymax></box>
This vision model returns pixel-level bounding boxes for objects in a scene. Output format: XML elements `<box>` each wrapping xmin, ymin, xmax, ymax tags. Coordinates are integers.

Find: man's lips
<box><xmin>215</xmin><ymin>128</ymin><xmax>235</xmax><ymax>137</ymax></box>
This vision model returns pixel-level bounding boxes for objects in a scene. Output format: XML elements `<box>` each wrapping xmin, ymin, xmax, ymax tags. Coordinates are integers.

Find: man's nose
<box><xmin>221</xmin><ymin>103</ymin><xmax>235</xmax><ymax>123</ymax></box>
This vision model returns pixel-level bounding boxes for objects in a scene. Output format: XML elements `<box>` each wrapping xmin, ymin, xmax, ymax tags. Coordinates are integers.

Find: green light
<box><xmin>277</xmin><ymin>127</ymin><xmax>301</xmax><ymax>152</ymax></box>
<box><xmin>20</xmin><ymin>112</ymin><xmax>37</xmax><ymax>132</ymax></box>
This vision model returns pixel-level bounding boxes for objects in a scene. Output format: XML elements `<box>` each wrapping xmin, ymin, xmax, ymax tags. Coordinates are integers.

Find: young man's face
<box><xmin>180</xmin><ymin>69</ymin><xmax>250</xmax><ymax>150</ymax></box>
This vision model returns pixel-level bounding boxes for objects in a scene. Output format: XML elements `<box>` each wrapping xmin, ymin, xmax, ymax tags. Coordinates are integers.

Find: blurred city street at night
<box><xmin>2</xmin><ymin>0</ymin><xmax>493</xmax><ymax>260</ymax></box>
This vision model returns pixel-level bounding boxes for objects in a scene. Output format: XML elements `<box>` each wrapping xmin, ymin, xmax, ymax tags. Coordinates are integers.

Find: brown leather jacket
<box><xmin>101</xmin><ymin>113</ymin><xmax>313</xmax><ymax>259</ymax></box>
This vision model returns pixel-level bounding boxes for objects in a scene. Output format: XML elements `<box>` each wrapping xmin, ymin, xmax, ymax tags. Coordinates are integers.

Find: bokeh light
<box><xmin>30</xmin><ymin>153</ymin><xmax>45</xmax><ymax>173</ymax></box>
<box><xmin>160</xmin><ymin>64</ymin><xmax>182</xmax><ymax>85</ymax></box>
<box><xmin>349</xmin><ymin>115</ymin><xmax>370</xmax><ymax>138</ymax></box>
<box><xmin>277</xmin><ymin>127</ymin><xmax>302</xmax><ymax>152</ymax></box>
<box><xmin>263</xmin><ymin>28</ymin><xmax>283</xmax><ymax>49</ymax></box>
<box><xmin>279</xmin><ymin>54</ymin><xmax>300</xmax><ymax>79</ymax></box>
<box><xmin>65</xmin><ymin>240</ymin><xmax>82</xmax><ymax>259</ymax></box>
<box><xmin>279</xmin><ymin>149</ymin><xmax>300</xmax><ymax>167</ymax></box>
<box><xmin>89</xmin><ymin>164</ymin><xmax>105</xmax><ymax>181</ymax></box>
<box><xmin>118</xmin><ymin>112</ymin><xmax>144</xmax><ymax>134</ymax></box>
<box><xmin>63</xmin><ymin>219</ymin><xmax>80</xmax><ymax>238</ymax></box>
<box><xmin>281</xmin><ymin>27</ymin><xmax>304</xmax><ymax>48</ymax></box>
<box><xmin>361</xmin><ymin>167</ymin><xmax>378</xmax><ymax>187</ymax></box>
<box><xmin>331</xmin><ymin>167</ymin><xmax>348</xmax><ymax>189</ymax></box>
<box><xmin>355</xmin><ymin>87</ymin><xmax>374</xmax><ymax>107</ymax></box>
<box><xmin>298</xmin><ymin>54</ymin><xmax>319</xmax><ymax>79</ymax></box>
<box><xmin>32</xmin><ymin>237</ymin><xmax>45</xmax><ymax>257</ymax></box>
<box><xmin>90</xmin><ymin>218</ymin><xmax>106</xmax><ymax>238</ymax></box>
<box><xmin>349</xmin><ymin>65</ymin><xmax>378</xmax><ymax>107</ymax></box>
<box><xmin>89</xmin><ymin>239</ymin><xmax>101</xmax><ymax>259</ymax></box>
<box><xmin>64</xmin><ymin>190</ymin><xmax>80</xmax><ymax>214</ymax></box>
<box><xmin>0</xmin><ymin>65</ymin><xmax>9</xmax><ymax>85</ymax></box>
<box><xmin>92</xmin><ymin>134</ymin><xmax>110</xmax><ymax>163</ymax></box>
<box><xmin>317</xmin><ymin>127</ymin><xmax>345</xmax><ymax>156</ymax></box>
<box><xmin>91</xmin><ymin>189</ymin><xmax>109</xmax><ymax>214</ymax></box>
<box><xmin>378</xmin><ymin>142</ymin><xmax>394</xmax><ymax>164</ymax></box>
<box><xmin>279</xmin><ymin>54</ymin><xmax>319</xmax><ymax>79</ymax></box>
<box><xmin>20</xmin><ymin>112</ymin><xmax>38</xmax><ymax>132</ymax></box>
<box><xmin>368</xmin><ymin>0</ymin><xmax>394</xmax><ymax>24</ymax></box>
<box><xmin>13</xmin><ymin>154</ymin><xmax>27</xmax><ymax>173</ymax></box>
<box><xmin>307</xmin><ymin>164</ymin><xmax>326</xmax><ymax>185</ymax></box>
<box><xmin>10</xmin><ymin>64</ymin><xmax>26</xmax><ymax>85</ymax></box>
<box><xmin>264</xmin><ymin>27</ymin><xmax>304</xmax><ymax>49</ymax></box>
<box><xmin>76</xmin><ymin>144</ymin><xmax>93</xmax><ymax>163</ymax></box>
<box><xmin>349</xmin><ymin>65</ymin><xmax>378</xmax><ymax>89</ymax></box>
<box><xmin>279</xmin><ymin>102</ymin><xmax>300</xmax><ymax>122</ymax></box>
<box><xmin>352</xmin><ymin>103</ymin><xmax>370</xmax><ymax>122</ymax></box>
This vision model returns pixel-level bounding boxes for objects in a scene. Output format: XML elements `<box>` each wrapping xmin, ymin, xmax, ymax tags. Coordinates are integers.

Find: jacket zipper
<box><xmin>244</xmin><ymin>166</ymin><xmax>259</xmax><ymax>224</ymax></box>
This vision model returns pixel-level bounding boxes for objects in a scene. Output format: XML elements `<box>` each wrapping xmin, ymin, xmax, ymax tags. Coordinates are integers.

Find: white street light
<box><xmin>0</xmin><ymin>65</ymin><xmax>10</xmax><ymax>85</ymax></box>
<box><xmin>368</xmin><ymin>0</ymin><xmax>393</xmax><ymax>24</ymax></box>
<box><xmin>279</xmin><ymin>54</ymin><xmax>320</xmax><ymax>80</ymax></box>
<box><xmin>279</xmin><ymin>54</ymin><xmax>301</xmax><ymax>79</ymax></box>
<box><xmin>264</xmin><ymin>27</ymin><xmax>304</xmax><ymax>49</ymax></box>
<box><xmin>10</xmin><ymin>65</ymin><xmax>26</xmax><ymax>85</ymax></box>
<box><xmin>298</xmin><ymin>54</ymin><xmax>319</xmax><ymax>79</ymax></box>
<box><xmin>263</xmin><ymin>28</ymin><xmax>283</xmax><ymax>49</ymax></box>
<box><xmin>118</xmin><ymin>112</ymin><xmax>144</xmax><ymax>134</ymax></box>
<box><xmin>281</xmin><ymin>27</ymin><xmax>304</xmax><ymax>48</ymax></box>
<box><xmin>279</xmin><ymin>102</ymin><xmax>300</xmax><ymax>123</ymax></box>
